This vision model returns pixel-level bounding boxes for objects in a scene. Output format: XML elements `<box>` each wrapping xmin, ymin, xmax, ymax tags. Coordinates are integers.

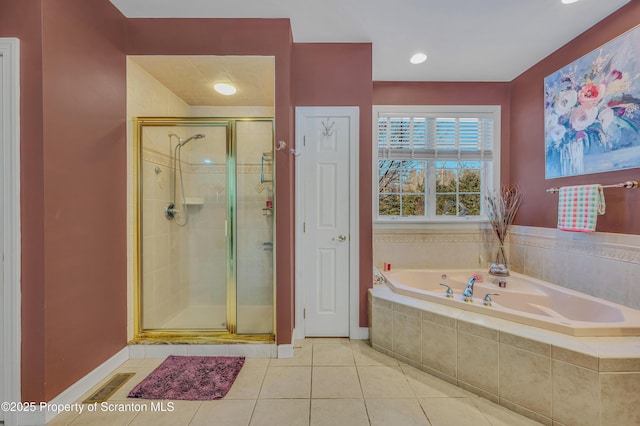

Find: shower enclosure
<box><xmin>134</xmin><ymin>117</ymin><xmax>275</xmax><ymax>340</ymax></box>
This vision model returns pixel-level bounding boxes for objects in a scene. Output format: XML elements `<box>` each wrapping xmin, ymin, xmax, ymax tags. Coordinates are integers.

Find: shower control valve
<box><xmin>165</xmin><ymin>203</ymin><xmax>179</xmax><ymax>220</ymax></box>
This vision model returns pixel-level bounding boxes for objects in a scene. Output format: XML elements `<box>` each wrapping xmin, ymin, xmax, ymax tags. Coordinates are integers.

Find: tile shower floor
<box><xmin>47</xmin><ymin>339</ymin><xmax>541</xmax><ymax>426</ymax></box>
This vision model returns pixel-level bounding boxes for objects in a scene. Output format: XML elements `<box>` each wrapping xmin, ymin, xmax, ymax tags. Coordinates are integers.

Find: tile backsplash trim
<box><xmin>510</xmin><ymin>225</ymin><xmax>640</xmax><ymax>265</ymax></box>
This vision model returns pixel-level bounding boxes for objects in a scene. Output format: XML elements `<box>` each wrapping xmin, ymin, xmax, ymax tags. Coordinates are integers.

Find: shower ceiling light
<box><xmin>410</xmin><ymin>53</ymin><xmax>427</xmax><ymax>64</ymax></box>
<box><xmin>214</xmin><ymin>83</ymin><xmax>237</xmax><ymax>95</ymax></box>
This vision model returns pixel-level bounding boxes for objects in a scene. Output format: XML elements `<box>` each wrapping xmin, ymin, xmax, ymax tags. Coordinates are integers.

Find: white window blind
<box><xmin>377</xmin><ymin>114</ymin><xmax>494</xmax><ymax>161</ymax></box>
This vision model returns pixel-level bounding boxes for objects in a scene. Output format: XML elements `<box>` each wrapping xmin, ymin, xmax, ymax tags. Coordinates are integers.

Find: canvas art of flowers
<box><xmin>544</xmin><ymin>26</ymin><xmax>640</xmax><ymax>178</ymax></box>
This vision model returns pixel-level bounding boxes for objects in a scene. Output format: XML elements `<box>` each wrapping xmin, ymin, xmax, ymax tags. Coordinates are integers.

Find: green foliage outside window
<box><xmin>435</xmin><ymin>163</ymin><xmax>481</xmax><ymax>216</ymax></box>
<box><xmin>378</xmin><ymin>160</ymin><xmax>425</xmax><ymax>216</ymax></box>
<box><xmin>379</xmin><ymin>160</ymin><xmax>482</xmax><ymax>217</ymax></box>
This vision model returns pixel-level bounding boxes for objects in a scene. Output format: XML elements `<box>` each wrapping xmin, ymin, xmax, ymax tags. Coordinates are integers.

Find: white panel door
<box><xmin>302</xmin><ymin>113</ymin><xmax>351</xmax><ymax>336</ymax></box>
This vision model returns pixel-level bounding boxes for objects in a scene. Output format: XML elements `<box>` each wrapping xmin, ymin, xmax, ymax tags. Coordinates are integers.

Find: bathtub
<box><xmin>381</xmin><ymin>269</ymin><xmax>640</xmax><ymax>336</ymax></box>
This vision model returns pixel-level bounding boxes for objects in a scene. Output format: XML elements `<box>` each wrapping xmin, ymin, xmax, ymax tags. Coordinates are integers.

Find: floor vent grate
<box><xmin>82</xmin><ymin>373</ymin><xmax>135</xmax><ymax>404</ymax></box>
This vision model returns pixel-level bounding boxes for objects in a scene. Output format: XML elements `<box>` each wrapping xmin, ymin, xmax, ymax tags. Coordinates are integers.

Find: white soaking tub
<box><xmin>381</xmin><ymin>269</ymin><xmax>640</xmax><ymax>336</ymax></box>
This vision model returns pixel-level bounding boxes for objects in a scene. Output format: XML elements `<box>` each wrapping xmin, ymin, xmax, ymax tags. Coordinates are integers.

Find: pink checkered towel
<box><xmin>557</xmin><ymin>184</ymin><xmax>606</xmax><ymax>232</ymax></box>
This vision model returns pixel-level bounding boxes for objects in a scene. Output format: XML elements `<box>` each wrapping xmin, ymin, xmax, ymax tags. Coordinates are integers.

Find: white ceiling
<box><xmin>130</xmin><ymin>55</ymin><xmax>275</xmax><ymax>106</ymax></box>
<box><xmin>110</xmin><ymin>0</ymin><xmax>630</xmax><ymax>82</ymax></box>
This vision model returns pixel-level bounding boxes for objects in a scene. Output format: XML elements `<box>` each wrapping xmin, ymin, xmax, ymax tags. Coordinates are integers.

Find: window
<box><xmin>374</xmin><ymin>106</ymin><xmax>500</xmax><ymax>222</ymax></box>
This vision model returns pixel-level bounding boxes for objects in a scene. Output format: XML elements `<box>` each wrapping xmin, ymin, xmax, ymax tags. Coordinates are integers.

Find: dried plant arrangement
<box><xmin>486</xmin><ymin>185</ymin><xmax>523</xmax><ymax>276</ymax></box>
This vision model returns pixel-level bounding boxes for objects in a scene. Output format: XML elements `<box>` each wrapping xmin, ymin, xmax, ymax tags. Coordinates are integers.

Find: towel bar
<box><xmin>546</xmin><ymin>180</ymin><xmax>638</xmax><ymax>194</ymax></box>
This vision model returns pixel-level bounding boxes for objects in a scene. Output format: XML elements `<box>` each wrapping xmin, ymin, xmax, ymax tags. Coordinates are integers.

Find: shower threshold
<box><xmin>132</xmin><ymin>303</ymin><xmax>275</xmax><ymax>344</ymax></box>
<box><xmin>129</xmin><ymin>334</ymin><xmax>275</xmax><ymax>345</ymax></box>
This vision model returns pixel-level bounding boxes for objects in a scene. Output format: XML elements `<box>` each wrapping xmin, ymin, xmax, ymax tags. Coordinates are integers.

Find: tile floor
<box><xmin>48</xmin><ymin>339</ymin><xmax>541</xmax><ymax>425</ymax></box>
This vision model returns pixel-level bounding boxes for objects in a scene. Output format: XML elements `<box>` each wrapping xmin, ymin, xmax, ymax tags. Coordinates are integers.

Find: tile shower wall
<box><xmin>128</xmin><ymin>58</ymin><xmax>191</xmax><ymax>327</ymax></box>
<box><xmin>236</xmin><ymin>121</ymin><xmax>274</xmax><ymax>334</ymax></box>
<box><xmin>181</xmin><ymin>126</ymin><xmax>228</xmax><ymax>310</ymax></box>
<box><xmin>190</xmin><ymin>108</ymin><xmax>275</xmax><ymax>334</ymax></box>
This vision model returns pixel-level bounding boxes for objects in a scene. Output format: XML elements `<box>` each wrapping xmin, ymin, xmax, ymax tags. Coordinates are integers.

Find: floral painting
<box><xmin>544</xmin><ymin>25</ymin><xmax>640</xmax><ymax>179</ymax></box>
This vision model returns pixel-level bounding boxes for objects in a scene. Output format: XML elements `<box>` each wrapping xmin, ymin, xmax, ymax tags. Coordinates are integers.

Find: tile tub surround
<box><xmin>509</xmin><ymin>225</ymin><xmax>640</xmax><ymax>312</ymax></box>
<box><xmin>370</xmin><ymin>285</ymin><xmax>640</xmax><ymax>426</ymax></box>
<box><xmin>374</xmin><ymin>225</ymin><xmax>640</xmax><ymax>313</ymax></box>
<box><xmin>374</xmin><ymin>227</ymin><xmax>493</xmax><ymax>270</ymax></box>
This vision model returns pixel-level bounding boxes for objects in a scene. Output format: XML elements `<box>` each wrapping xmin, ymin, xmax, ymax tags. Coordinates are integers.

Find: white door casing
<box><xmin>0</xmin><ymin>45</ymin><xmax>4</xmax><ymax>423</ymax></box>
<box><xmin>295</xmin><ymin>107</ymin><xmax>360</xmax><ymax>338</ymax></box>
<box><xmin>1</xmin><ymin>37</ymin><xmax>21</xmax><ymax>426</ymax></box>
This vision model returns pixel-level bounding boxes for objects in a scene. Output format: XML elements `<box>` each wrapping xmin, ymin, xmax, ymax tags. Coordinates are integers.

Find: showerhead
<box><xmin>178</xmin><ymin>133</ymin><xmax>206</xmax><ymax>147</ymax></box>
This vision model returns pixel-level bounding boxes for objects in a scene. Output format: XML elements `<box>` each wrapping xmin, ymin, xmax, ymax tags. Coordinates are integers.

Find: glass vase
<box><xmin>489</xmin><ymin>243</ymin><xmax>510</xmax><ymax>276</ymax></box>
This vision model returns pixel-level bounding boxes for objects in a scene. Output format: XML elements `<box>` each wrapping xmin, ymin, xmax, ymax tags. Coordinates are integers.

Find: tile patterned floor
<box><xmin>47</xmin><ymin>339</ymin><xmax>542</xmax><ymax>425</ymax></box>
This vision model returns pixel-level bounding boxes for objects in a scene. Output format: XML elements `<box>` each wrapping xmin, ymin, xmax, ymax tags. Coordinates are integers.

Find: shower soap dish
<box><xmin>184</xmin><ymin>197</ymin><xmax>204</xmax><ymax>205</ymax></box>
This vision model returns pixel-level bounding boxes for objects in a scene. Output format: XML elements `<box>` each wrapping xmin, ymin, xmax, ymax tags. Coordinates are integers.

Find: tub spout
<box><xmin>462</xmin><ymin>277</ymin><xmax>476</xmax><ymax>302</ymax></box>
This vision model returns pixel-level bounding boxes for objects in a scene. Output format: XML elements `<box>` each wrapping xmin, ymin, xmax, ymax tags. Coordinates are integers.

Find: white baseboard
<box><xmin>18</xmin><ymin>346</ymin><xmax>129</xmax><ymax>426</ymax></box>
<box><xmin>277</xmin><ymin>328</ymin><xmax>296</xmax><ymax>359</ymax></box>
<box><xmin>351</xmin><ymin>327</ymin><xmax>369</xmax><ymax>340</ymax></box>
<box><xmin>293</xmin><ymin>326</ymin><xmax>305</xmax><ymax>342</ymax></box>
<box><xmin>277</xmin><ymin>343</ymin><xmax>294</xmax><ymax>358</ymax></box>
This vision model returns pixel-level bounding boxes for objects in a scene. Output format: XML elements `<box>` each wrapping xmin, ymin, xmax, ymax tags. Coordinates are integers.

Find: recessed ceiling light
<box><xmin>214</xmin><ymin>83</ymin><xmax>237</xmax><ymax>95</ymax></box>
<box><xmin>410</xmin><ymin>53</ymin><xmax>428</xmax><ymax>65</ymax></box>
<box><xmin>561</xmin><ymin>0</ymin><xmax>579</xmax><ymax>4</ymax></box>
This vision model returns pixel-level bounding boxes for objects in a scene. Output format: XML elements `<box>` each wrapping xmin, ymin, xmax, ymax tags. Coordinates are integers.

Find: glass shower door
<box><xmin>138</xmin><ymin>120</ymin><xmax>231</xmax><ymax>334</ymax></box>
<box><xmin>135</xmin><ymin>117</ymin><xmax>275</xmax><ymax>339</ymax></box>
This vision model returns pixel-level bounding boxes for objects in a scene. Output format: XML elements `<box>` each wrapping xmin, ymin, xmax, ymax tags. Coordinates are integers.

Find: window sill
<box><xmin>374</xmin><ymin>218</ymin><xmax>491</xmax><ymax>231</ymax></box>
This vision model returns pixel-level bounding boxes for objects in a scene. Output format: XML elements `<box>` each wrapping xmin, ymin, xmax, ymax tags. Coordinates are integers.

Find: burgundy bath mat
<box><xmin>128</xmin><ymin>355</ymin><xmax>245</xmax><ymax>400</ymax></box>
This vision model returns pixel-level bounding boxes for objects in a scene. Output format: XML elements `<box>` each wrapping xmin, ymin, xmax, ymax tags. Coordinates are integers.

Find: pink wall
<box><xmin>293</xmin><ymin>43</ymin><xmax>373</xmax><ymax>326</ymax></box>
<box><xmin>373</xmin><ymin>82</ymin><xmax>512</xmax><ymax>184</ymax></box>
<box><xmin>0</xmin><ymin>0</ymin><xmax>128</xmax><ymax>401</ymax></box>
<box><xmin>510</xmin><ymin>1</ymin><xmax>640</xmax><ymax>234</ymax></box>
<box><xmin>0</xmin><ymin>0</ymin><xmax>47</xmax><ymax>404</ymax></box>
<box><xmin>41</xmin><ymin>0</ymin><xmax>128</xmax><ymax>401</ymax></box>
<box><xmin>126</xmin><ymin>18</ymin><xmax>298</xmax><ymax>343</ymax></box>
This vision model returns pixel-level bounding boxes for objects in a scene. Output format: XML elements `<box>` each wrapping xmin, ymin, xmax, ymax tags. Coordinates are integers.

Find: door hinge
<box><xmin>303</xmin><ymin>222</ymin><xmax>306</xmax><ymax>233</ymax></box>
<box><xmin>303</xmin><ymin>135</ymin><xmax>306</xmax><ymax>146</ymax></box>
<box><xmin>304</xmin><ymin>308</ymin><xmax>306</xmax><ymax>319</ymax></box>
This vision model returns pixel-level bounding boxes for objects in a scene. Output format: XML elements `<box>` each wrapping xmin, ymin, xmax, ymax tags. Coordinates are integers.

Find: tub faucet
<box><xmin>483</xmin><ymin>293</ymin><xmax>500</xmax><ymax>306</ymax></box>
<box><xmin>462</xmin><ymin>277</ymin><xmax>477</xmax><ymax>302</ymax></box>
<box><xmin>439</xmin><ymin>283</ymin><xmax>454</xmax><ymax>298</ymax></box>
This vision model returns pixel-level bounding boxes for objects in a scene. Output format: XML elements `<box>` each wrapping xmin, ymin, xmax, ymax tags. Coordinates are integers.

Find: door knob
<box><xmin>336</xmin><ymin>234</ymin><xmax>347</xmax><ymax>242</ymax></box>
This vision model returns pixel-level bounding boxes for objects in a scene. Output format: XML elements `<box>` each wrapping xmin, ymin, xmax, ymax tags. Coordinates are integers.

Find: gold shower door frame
<box><xmin>133</xmin><ymin>117</ymin><xmax>275</xmax><ymax>343</ymax></box>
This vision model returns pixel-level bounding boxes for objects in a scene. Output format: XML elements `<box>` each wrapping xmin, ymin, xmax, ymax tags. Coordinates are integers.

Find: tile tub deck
<box><xmin>369</xmin><ymin>284</ymin><xmax>640</xmax><ymax>426</ymax></box>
